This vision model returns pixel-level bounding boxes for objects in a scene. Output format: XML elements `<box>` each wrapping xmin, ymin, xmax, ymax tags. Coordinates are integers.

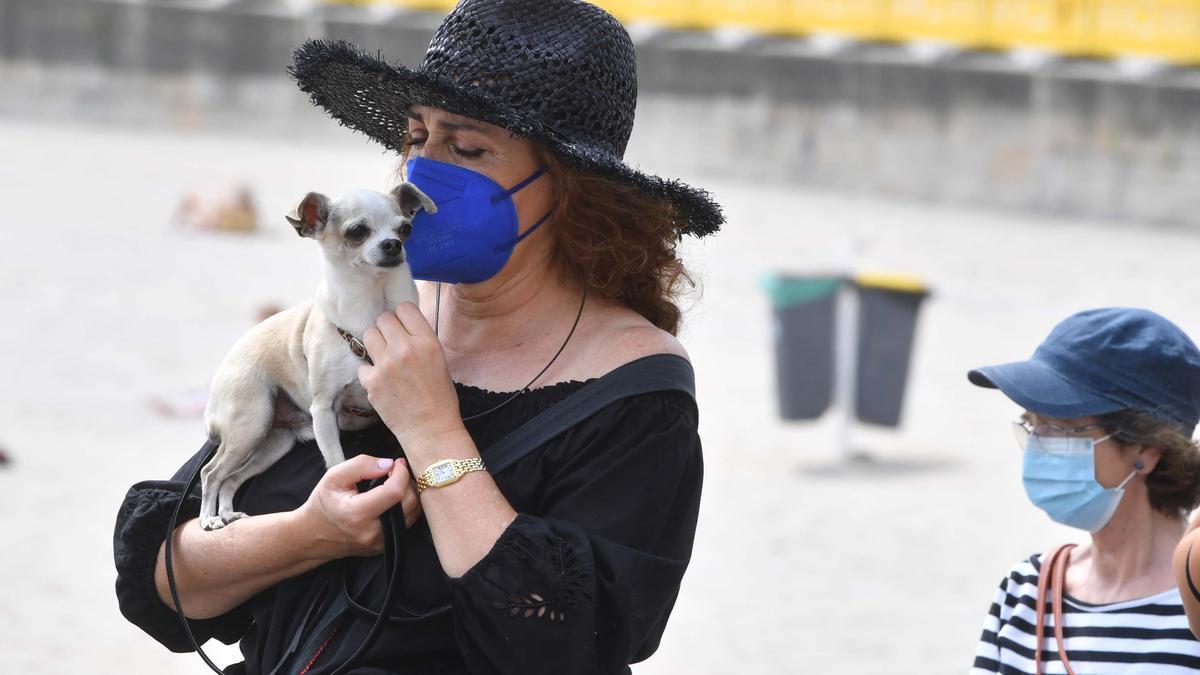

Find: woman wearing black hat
<box><xmin>967</xmin><ymin>308</ymin><xmax>1200</xmax><ymax>674</ymax></box>
<box><xmin>112</xmin><ymin>2</ymin><xmax>722</xmax><ymax>674</ymax></box>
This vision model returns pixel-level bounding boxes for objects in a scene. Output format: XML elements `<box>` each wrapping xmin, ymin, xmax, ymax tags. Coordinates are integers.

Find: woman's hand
<box><xmin>359</xmin><ymin>302</ymin><xmax>468</xmax><ymax>463</ymax></box>
<box><xmin>298</xmin><ymin>454</ymin><xmax>422</xmax><ymax>559</ymax></box>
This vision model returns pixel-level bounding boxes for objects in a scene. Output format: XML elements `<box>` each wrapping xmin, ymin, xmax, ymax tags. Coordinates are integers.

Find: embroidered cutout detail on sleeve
<box><xmin>490</xmin><ymin>536</ymin><xmax>591</xmax><ymax>622</ymax></box>
<box><xmin>491</xmin><ymin>593</ymin><xmax>563</xmax><ymax>621</ymax></box>
<box><xmin>554</xmin><ymin>537</ymin><xmax>593</xmax><ymax>608</ymax></box>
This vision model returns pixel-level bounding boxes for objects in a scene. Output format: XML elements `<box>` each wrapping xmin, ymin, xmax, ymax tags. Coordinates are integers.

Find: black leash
<box><xmin>340</xmin><ymin>510</ymin><xmax>452</xmax><ymax>625</ymax></box>
<box><xmin>325</xmin><ymin>495</ymin><xmax>403</xmax><ymax>675</ymax></box>
<box><xmin>165</xmin><ymin>447</ymin><xmax>401</xmax><ymax>675</ymax></box>
<box><xmin>164</xmin><ymin>443</ymin><xmax>226</xmax><ymax>674</ymax></box>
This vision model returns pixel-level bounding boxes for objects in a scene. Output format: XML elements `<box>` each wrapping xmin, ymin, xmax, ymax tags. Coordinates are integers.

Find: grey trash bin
<box><xmin>764</xmin><ymin>275</ymin><xmax>843</xmax><ymax>420</ymax></box>
<box><xmin>853</xmin><ymin>275</ymin><xmax>929</xmax><ymax>427</ymax></box>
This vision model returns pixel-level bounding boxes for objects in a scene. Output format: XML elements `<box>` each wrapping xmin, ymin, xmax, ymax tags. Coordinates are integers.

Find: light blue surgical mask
<box><xmin>1021</xmin><ymin>434</ymin><xmax>1137</xmax><ymax>532</ymax></box>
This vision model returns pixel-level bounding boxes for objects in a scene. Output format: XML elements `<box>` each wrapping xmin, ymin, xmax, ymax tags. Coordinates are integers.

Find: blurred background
<box><xmin>3</xmin><ymin>0</ymin><xmax>1200</xmax><ymax>673</ymax></box>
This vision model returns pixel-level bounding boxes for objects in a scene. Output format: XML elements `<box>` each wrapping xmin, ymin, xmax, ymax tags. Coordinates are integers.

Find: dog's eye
<box><xmin>345</xmin><ymin>225</ymin><xmax>370</xmax><ymax>242</ymax></box>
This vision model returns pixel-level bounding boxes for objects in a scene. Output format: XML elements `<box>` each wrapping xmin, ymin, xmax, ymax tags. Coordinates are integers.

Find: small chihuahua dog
<box><xmin>198</xmin><ymin>183</ymin><xmax>436</xmax><ymax>530</ymax></box>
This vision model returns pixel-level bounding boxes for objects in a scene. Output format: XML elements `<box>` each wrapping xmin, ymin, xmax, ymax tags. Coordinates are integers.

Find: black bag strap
<box><xmin>480</xmin><ymin>353</ymin><xmax>696</xmax><ymax>475</ymax></box>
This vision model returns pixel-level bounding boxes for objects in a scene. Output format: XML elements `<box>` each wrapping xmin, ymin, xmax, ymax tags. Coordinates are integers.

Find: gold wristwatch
<box><xmin>415</xmin><ymin>457</ymin><xmax>488</xmax><ymax>493</ymax></box>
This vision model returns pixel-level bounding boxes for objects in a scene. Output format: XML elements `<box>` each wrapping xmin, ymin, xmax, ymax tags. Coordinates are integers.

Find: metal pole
<box><xmin>833</xmin><ymin>277</ymin><xmax>860</xmax><ymax>463</ymax></box>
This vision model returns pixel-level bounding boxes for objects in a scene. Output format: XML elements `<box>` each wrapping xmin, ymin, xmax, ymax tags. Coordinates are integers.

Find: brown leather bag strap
<box><xmin>1034</xmin><ymin>547</ymin><xmax>1058</xmax><ymax>673</ymax></box>
<box><xmin>1035</xmin><ymin>544</ymin><xmax>1077</xmax><ymax>675</ymax></box>
<box><xmin>1050</xmin><ymin>545</ymin><xmax>1078</xmax><ymax>675</ymax></box>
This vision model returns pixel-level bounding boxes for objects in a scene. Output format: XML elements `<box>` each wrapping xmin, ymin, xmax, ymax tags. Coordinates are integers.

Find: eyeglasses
<box><xmin>1011</xmin><ymin>419</ymin><xmax>1110</xmax><ymax>449</ymax></box>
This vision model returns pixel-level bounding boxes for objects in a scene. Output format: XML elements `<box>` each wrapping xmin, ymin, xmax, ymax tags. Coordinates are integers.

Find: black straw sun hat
<box><xmin>289</xmin><ymin>0</ymin><xmax>723</xmax><ymax>238</ymax></box>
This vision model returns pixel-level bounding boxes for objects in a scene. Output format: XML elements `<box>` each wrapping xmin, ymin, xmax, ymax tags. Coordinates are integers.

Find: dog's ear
<box><xmin>285</xmin><ymin>192</ymin><xmax>330</xmax><ymax>238</ymax></box>
<box><xmin>391</xmin><ymin>182</ymin><xmax>437</xmax><ymax>220</ymax></box>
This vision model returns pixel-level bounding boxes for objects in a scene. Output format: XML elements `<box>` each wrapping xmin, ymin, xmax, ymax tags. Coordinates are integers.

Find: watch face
<box><xmin>430</xmin><ymin>461</ymin><xmax>457</xmax><ymax>485</ymax></box>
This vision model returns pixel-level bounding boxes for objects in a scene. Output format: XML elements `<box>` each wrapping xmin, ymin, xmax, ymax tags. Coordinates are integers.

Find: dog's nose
<box><xmin>380</xmin><ymin>239</ymin><xmax>402</xmax><ymax>255</ymax></box>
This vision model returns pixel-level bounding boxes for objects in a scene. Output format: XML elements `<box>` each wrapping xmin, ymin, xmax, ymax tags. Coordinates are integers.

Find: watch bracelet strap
<box><xmin>416</xmin><ymin>457</ymin><xmax>487</xmax><ymax>493</ymax></box>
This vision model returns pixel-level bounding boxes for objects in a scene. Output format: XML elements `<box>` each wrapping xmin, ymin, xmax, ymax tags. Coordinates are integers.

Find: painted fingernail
<box><xmin>377</xmin><ymin>458</ymin><xmax>394</xmax><ymax>470</ymax></box>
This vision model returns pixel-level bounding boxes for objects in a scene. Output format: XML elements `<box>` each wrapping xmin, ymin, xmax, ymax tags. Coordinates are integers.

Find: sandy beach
<box><xmin>3</xmin><ymin>116</ymin><xmax>1200</xmax><ymax>674</ymax></box>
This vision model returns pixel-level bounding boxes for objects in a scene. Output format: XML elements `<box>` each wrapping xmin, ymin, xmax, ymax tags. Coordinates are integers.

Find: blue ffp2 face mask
<box><xmin>1021</xmin><ymin>434</ymin><xmax>1137</xmax><ymax>532</ymax></box>
<box><xmin>403</xmin><ymin>157</ymin><xmax>551</xmax><ymax>284</ymax></box>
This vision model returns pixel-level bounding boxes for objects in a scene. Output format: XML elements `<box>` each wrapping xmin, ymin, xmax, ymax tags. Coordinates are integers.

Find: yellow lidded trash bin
<box><xmin>852</xmin><ymin>272</ymin><xmax>930</xmax><ymax>427</ymax></box>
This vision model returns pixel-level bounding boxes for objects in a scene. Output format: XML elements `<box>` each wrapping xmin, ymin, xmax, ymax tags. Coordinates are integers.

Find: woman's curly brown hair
<box><xmin>1099</xmin><ymin>410</ymin><xmax>1200</xmax><ymax>517</ymax></box>
<box><xmin>533</xmin><ymin>144</ymin><xmax>694</xmax><ymax>336</ymax></box>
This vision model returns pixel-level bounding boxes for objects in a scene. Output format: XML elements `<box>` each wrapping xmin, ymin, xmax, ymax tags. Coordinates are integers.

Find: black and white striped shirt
<box><xmin>972</xmin><ymin>554</ymin><xmax>1200</xmax><ymax>674</ymax></box>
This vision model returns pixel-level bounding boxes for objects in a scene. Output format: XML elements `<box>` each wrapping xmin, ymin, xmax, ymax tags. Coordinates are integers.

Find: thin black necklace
<box><xmin>434</xmin><ymin>278</ymin><xmax>588</xmax><ymax>422</ymax></box>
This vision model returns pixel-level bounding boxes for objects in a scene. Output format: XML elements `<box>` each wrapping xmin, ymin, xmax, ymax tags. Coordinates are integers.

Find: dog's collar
<box><xmin>336</xmin><ymin>326</ymin><xmax>373</xmax><ymax>365</ymax></box>
<box><xmin>335</xmin><ymin>327</ymin><xmax>378</xmax><ymax>419</ymax></box>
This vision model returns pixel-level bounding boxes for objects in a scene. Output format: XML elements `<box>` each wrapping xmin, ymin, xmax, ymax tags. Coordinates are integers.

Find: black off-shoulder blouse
<box><xmin>113</xmin><ymin>354</ymin><xmax>702</xmax><ymax>675</ymax></box>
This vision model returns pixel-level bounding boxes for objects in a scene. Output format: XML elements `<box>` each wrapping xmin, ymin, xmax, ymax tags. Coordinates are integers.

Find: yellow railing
<box><xmin>330</xmin><ymin>0</ymin><xmax>1200</xmax><ymax>65</ymax></box>
<box><xmin>1090</xmin><ymin>0</ymin><xmax>1200</xmax><ymax>63</ymax></box>
<box><xmin>985</xmin><ymin>0</ymin><xmax>1095</xmax><ymax>53</ymax></box>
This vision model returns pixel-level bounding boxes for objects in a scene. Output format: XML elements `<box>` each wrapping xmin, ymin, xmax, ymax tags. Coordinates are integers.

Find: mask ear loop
<box><xmin>492</xmin><ymin>166</ymin><xmax>553</xmax><ymax>253</ymax></box>
<box><xmin>495</xmin><ymin>208</ymin><xmax>555</xmax><ymax>253</ymax></box>
<box><xmin>490</xmin><ymin>166</ymin><xmax>549</xmax><ymax>205</ymax></box>
<box><xmin>1115</xmin><ymin>459</ymin><xmax>1144</xmax><ymax>490</ymax></box>
<box><xmin>1106</xmin><ymin>436</ymin><xmax>1144</xmax><ymax>490</ymax></box>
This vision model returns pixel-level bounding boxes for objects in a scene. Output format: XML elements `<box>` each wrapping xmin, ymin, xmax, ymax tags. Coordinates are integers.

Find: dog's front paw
<box><xmin>219</xmin><ymin>510</ymin><xmax>248</xmax><ymax>526</ymax></box>
<box><xmin>200</xmin><ymin>516</ymin><xmax>228</xmax><ymax>531</ymax></box>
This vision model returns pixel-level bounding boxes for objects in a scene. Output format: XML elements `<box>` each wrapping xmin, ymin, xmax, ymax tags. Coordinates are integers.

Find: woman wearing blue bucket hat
<box><xmin>968</xmin><ymin>308</ymin><xmax>1200</xmax><ymax>675</ymax></box>
<box><xmin>112</xmin><ymin>1</ymin><xmax>722</xmax><ymax>674</ymax></box>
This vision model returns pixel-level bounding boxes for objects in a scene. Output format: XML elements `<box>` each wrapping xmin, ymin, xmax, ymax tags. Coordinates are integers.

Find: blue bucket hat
<box><xmin>968</xmin><ymin>308</ymin><xmax>1200</xmax><ymax>437</ymax></box>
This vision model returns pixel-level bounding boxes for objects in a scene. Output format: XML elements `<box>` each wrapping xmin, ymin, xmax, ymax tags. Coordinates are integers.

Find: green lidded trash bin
<box><xmin>853</xmin><ymin>273</ymin><xmax>929</xmax><ymax>427</ymax></box>
<box><xmin>764</xmin><ymin>275</ymin><xmax>843</xmax><ymax>420</ymax></box>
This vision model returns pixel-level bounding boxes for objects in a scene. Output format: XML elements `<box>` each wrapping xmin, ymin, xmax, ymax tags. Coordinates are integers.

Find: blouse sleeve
<box><xmin>447</xmin><ymin>391</ymin><xmax>703</xmax><ymax>675</ymax></box>
<box><xmin>112</xmin><ymin>442</ymin><xmax>253</xmax><ymax>652</ymax></box>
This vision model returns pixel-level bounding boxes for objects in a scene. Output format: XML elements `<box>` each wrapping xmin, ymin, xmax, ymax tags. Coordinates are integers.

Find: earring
<box><xmin>1134</xmin><ymin>459</ymin><xmax>1145</xmax><ymax>471</ymax></box>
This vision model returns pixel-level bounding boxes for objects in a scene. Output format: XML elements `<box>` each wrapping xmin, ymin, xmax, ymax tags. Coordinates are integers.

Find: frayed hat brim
<box><xmin>290</xmin><ymin>39</ymin><xmax>723</xmax><ymax>238</ymax></box>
